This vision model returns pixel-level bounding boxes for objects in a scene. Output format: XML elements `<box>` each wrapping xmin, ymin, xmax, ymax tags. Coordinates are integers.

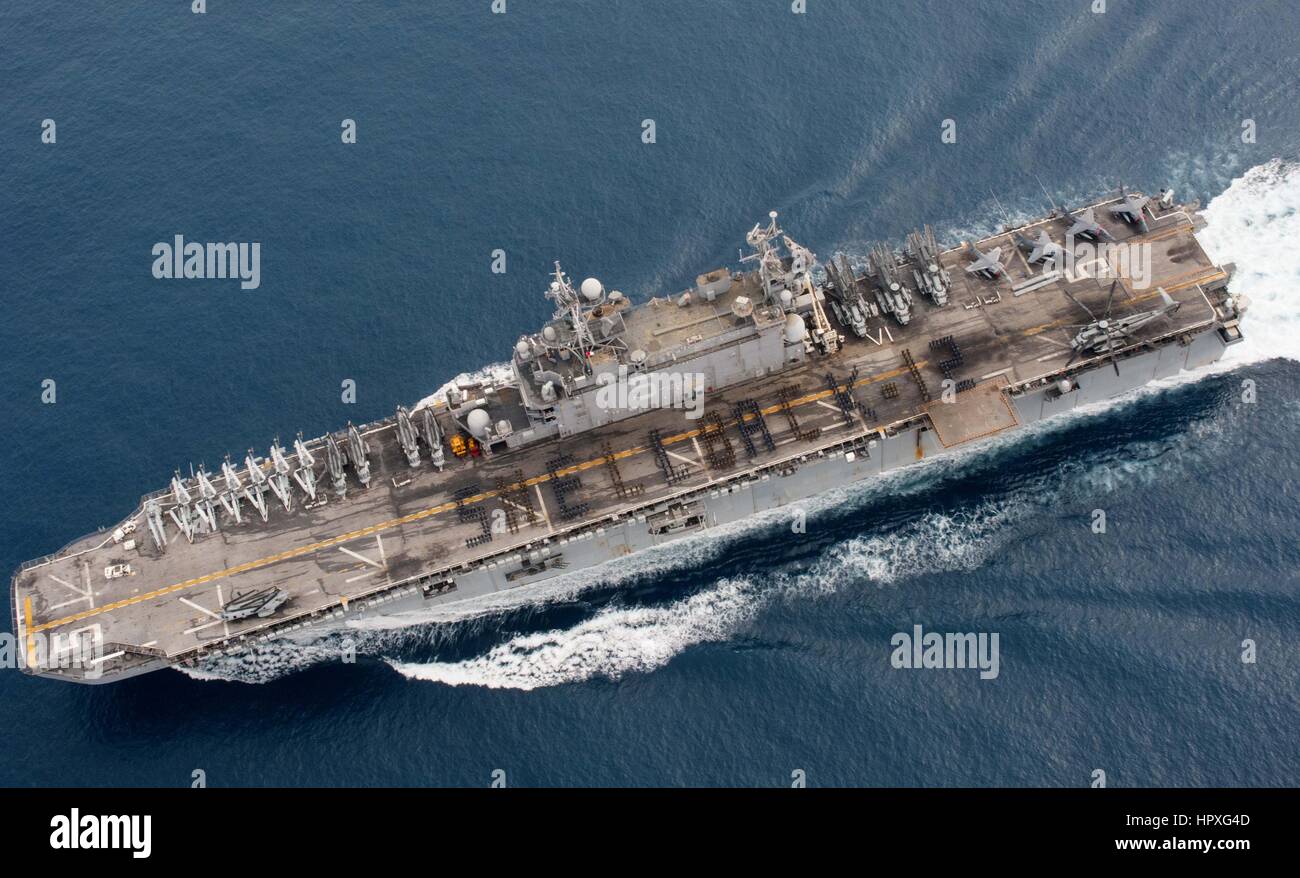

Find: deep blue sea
<box><xmin>2</xmin><ymin>1</ymin><xmax>1298</xmax><ymax>787</ymax></box>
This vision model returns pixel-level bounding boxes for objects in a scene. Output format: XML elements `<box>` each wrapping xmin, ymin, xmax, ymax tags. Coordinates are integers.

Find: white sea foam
<box><xmin>181</xmin><ymin>638</ymin><xmax>347</xmax><ymax>683</ymax></box>
<box><xmin>186</xmin><ymin>162</ymin><xmax>1300</xmax><ymax>688</ymax></box>
<box><xmin>1199</xmin><ymin>158</ymin><xmax>1300</xmax><ymax>364</ymax></box>
<box><xmin>389</xmin><ymin>578</ymin><xmax>760</xmax><ymax>690</ymax></box>
<box><xmin>412</xmin><ymin>361</ymin><xmax>515</xmax><ymax>412</ymax></box>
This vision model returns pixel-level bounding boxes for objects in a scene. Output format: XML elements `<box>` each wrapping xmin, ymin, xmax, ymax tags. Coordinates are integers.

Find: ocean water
<box><xmin>2</xmin><ymin>1</ymin><xmax>1298</xmax><ymax>787</ymax></box>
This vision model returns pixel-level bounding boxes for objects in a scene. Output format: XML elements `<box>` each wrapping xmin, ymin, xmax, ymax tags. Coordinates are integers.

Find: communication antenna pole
<box><xmin>1035</xmin><ymin>174</ymin><xmax>1060</xmax><ymax>212</ymax></box>
<box><xmin>989</xmin><ymin>189</ymin><xmax>1014</xmax><ymax>229</ymax></box>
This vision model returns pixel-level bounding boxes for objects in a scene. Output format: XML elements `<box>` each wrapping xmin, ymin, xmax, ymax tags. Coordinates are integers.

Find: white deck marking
<box><xmin>345</xmin><ymin>569</ymin><xmax>383</xmax><ymax>584</ymax></box>
<box><xmin>980</xmin><ymin>367</ymin><xmax>1013</xmax><ymax>380</ymax></box>
<box><xmin>375</xmin><ymin>534</ymin><xmax>387</xmax><ymax>567</ymax></box>
<box><xmin>338</xmin><ymin>546</ymin><xmax>383</xmax><ymax>568</ymax></box>
<box><xmin>48</xmin><ymin>574</ymin><xmax>94</xmax><ymax>610</ymax></box>
<box><xmin>668</xmin><ymin>446</ymin><xmax>701</xmax><ymax>467</ymax></box>
<box><xmin>47</xmin><ymin>572</ymin><xmax>78</xmax><ymax>593</ymax></box>
<box><xmin>180</xmin><ymin>597</ymin><xmax>222</xmax><ymax>620</ymax></box>
<box><xmin>500</xmin><ymin>496</ymin><xmax>529</xmax><ymax>513</ymax></box>
<box><xmin>181</xmin><ymin>594</ymin><xmax>228</xmax><ymax>636</ymax></box>
<box><xmin>533</xmin><ymin>484</ymin><xmax>553</xmax><ymax>532</ymax></box>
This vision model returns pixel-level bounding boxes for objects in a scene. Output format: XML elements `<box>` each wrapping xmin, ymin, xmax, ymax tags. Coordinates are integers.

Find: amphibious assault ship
<box><xmin>12</xmin><ymin>187</ymin><xmax>1244</xmax><ymax>683</ymax></box>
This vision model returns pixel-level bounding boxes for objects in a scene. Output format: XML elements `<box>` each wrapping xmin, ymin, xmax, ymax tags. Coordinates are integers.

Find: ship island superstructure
<box><xmin>12</xmin><ymin>188</ymin><xmax>1244</xmax><ymax>683</ymax></box>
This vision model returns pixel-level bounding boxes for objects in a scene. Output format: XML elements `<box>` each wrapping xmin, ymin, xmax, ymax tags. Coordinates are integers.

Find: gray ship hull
<box><xmin>11</xmin><ymin>192</ymin><xmax>1243</xmax><ymax>683</ymax></box>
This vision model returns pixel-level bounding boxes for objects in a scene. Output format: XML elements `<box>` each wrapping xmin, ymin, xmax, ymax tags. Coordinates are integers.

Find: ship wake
<box><xmin>386</xmin><ymin>404</ymin><xmax>1253</xmax><ymax>690</ymax></box>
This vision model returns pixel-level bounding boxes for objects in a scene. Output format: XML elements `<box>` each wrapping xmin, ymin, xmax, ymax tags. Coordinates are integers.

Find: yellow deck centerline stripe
<box><xmin>24</xmin><ymin>598</ymin><xmax>36</xmax><ymax>667</ymax></box>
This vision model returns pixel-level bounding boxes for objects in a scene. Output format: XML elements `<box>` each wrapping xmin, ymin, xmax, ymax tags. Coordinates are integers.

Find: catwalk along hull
<box><xmin>11</xmin><ymin>193</ymin><xmax>1243</xmax><ymax>683</ymax></box>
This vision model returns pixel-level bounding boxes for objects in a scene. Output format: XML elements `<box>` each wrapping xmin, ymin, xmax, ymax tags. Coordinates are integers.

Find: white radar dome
<box><xmin>466</xmin><ymin>408</ymin><xmax>491</xmax><ymax>439</ymax></box>
<box><xmin>580</xmin><ymin>277</ymin><xmax>604</xmax><ymax>301</ymax></box>
<box><xmin>783</xmin><ymin>313</ymin><xmax>807</xmax><ymax>344</ymax></box>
